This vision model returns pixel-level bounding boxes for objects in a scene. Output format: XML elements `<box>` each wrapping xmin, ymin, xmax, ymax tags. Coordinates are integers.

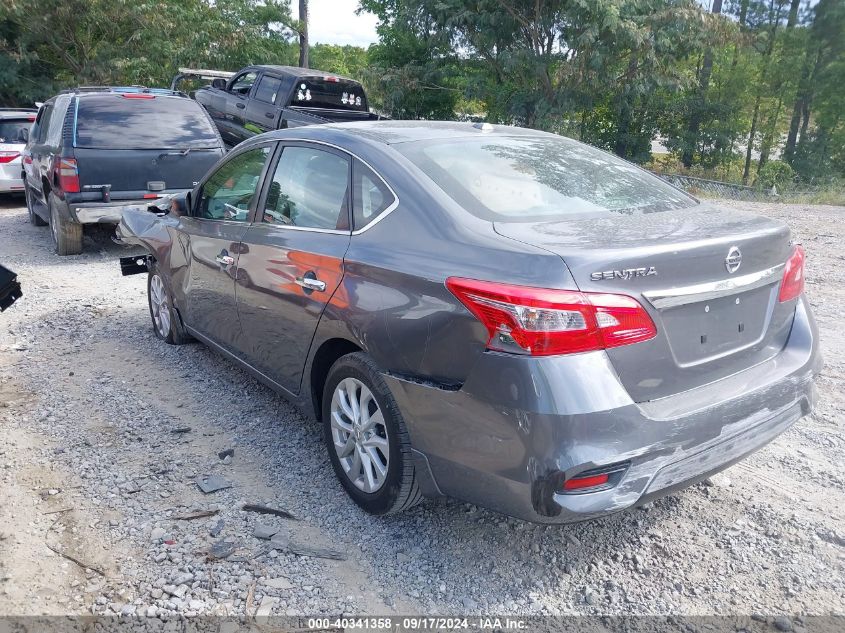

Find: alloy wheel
<box><xmin>149</xmin><ymin>274</ymin><xmax>171</xmax><ymax>338</ymax></box>
<box><xmin>330</xmin><ymin>377</ymin><xmax>390</xmax><ymax>493</ymax></box>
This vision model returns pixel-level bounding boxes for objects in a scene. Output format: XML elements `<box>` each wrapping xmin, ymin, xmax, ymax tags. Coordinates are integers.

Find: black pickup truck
<box><xmin>174</xmin><ymin>65</ymin><xmax>383</xmax><ymax>147</ymax></box>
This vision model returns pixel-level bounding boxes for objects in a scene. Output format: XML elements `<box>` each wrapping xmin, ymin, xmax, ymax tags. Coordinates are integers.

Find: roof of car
<box><xmin>61</xmin><ymin>87</ymin><xmax>187</xmax><ymax>98</ymax></box>
<box><xmin>251</xmin><ymin>120</ymin><xmax>548</xmax><ymax>148</ymax></box>
<box><xmin>246</xmin><ymin>65</ymin><xmax>360</xmax><ymax>83</ymax></box>
<box><xmin>0</xmin><ymin>108</ymin><xmax>38</xmax><ymax>118</ymax></box>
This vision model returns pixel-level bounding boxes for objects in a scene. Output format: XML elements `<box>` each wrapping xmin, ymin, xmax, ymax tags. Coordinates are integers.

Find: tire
<box><xmin>49</xmin><ymin>192</ymin><xmax>82</xmax><ymax>255</ymax></box>
<box><xmin>322</xmin><ymin>352</ymin><xmax>422</xmax><ymax>515</ymax></box>
<box><xmin>147</xmin><ymin>263</ymin><xmax>191</xmax><ymax>345</ymax></box>
<box><xmin>26</xmin><ymin>187</ymin><xmax>47</xmax><ymax>226</ymax></box>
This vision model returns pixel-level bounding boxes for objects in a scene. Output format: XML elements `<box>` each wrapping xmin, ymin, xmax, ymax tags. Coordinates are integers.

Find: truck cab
<box><xmin>182</xmin><ymin>65</ymin><xmax>382</xmax><ymax>148</ymax></box>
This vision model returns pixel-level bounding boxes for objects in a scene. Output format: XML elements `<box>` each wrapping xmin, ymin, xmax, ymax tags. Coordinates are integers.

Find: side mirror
<box><xmin>169</xmin><ymin>192</ymin><xmax>190</xmax><ymax>217</ymax></box>
<box><xmin>212</xmin><ymin>78</ymin><xmax>227</xmax><ymax>90</ymax></box>
<box><xmin>149</xmin><ymin>192</ymin><xmax>189</xmax><ymax>217</ymax></box>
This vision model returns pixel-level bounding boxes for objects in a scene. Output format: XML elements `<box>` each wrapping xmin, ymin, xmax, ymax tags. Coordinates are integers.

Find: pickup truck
<box><xmin>174</xmin><ymin>65</ymin><xmax>383</xmax><ymax>147</ymax></box>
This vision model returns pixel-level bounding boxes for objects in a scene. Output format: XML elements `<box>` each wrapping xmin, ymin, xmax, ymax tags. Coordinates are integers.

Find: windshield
<box><xmin>396</xmin><ymin>134</ymin><xmax>696</xmax><ymax>221</ymax></box>
<box><xmin>0</xmin><ymin>119</ymin><xmax>33</xmax><ymax>144</ymax></box>
<box><xmin>74</xmin><ymin>96</ymin><xmax>220</xmax><ymax>149</ymax></box>
<box><xmin>290</xmin><ymin>78</ymin><xmax>367</xmax><ymax>111</ymax></box>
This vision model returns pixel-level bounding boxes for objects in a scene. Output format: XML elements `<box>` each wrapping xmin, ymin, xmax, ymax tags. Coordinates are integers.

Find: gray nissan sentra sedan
<box><xmin>117</xmin><ymin>121</ymin><xmax>821</xmax><ymax>523</ymax></box>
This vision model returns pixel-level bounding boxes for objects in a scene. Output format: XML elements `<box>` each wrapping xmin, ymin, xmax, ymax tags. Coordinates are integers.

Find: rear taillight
<box><xmin>778</xmin><ymin>245</ymin><xmax>805</xmax><ymax>303</ymax></box>
<box><xmin>56</xmin><ymin>158</ymin><xmax>80</xmax><ymax>193</ymax></box>
<box><xmin>562</xmin><ymin>473</ymin><xmax>609</xmax><ymax>491</ymax></box>
<box><xmin>0</xmin><ymin>151</ymin><xmax>20</xmax><ymax>164</ymax></box>
<box><xmin>446</xmin><ymin>277</ymin><xmax>657</xmax><ymax>356</ymax></box>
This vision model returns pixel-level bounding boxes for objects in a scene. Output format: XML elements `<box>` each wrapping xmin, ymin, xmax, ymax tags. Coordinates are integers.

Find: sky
<box><xmin>293</xmin><ymin>0</ymin><xmax>380</xmax><ymax>48</ymax></box>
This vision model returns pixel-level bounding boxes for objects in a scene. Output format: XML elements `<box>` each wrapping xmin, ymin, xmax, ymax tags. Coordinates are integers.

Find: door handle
<box><xmin>216</xmin><ymin>254</ymin><xmax>235</xmax><ymax>266</ymax></box>
<box><xmin>295</xmin><ymin>276</ymin><xmax>326</xmax><ymax>292</ymax></box>
<box><xmin>265</xmin><ymin>112</ymin><xmax>275</xmax><ymax>119</ymax></box>
<box><xmin>236</xmin><ymin>102</ymin><xmax>246</xmax><ymax>109</ymax></box>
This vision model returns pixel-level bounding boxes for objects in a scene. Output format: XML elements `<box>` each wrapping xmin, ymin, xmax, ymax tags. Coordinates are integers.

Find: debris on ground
<box><xmin>207</xmin><ymin>540</ymin><xmax>238</xmax><ymax>560</ymax></box>
<box><xmin>196</xmin><ymin>475</ymin><xmax>232</xmax><ymax>494</ymax></box>
<box><xmin>171</xmin><ymin>509</ymin><xmax>219</xmax><ymax>521</ymax></box>
<box><xmin>241</xmin><ymin>503</ymin><xmax>296</xmax><ymax>520</ymax></box>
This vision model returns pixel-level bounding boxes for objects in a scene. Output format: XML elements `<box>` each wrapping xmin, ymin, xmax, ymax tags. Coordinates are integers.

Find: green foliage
<box><xmin>756</xmin><ymin>160</ymin><xmax>795</xmax><ymax>191</ymax></box>
<box><xmin>0</xmin><ymin>0</ymin><xmax>296</xmax><ymax>105</ymax></box>
<box><xmin>1</xmin><ymin>0</ymin><xmax>842</xmax><ymax>185</ymax></box>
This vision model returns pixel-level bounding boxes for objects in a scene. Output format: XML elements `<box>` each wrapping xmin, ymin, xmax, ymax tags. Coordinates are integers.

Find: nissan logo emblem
<box><xmin>725</xmin><ymin>246</ymin><xmax>742</xmax><ymax>274</ymax></box>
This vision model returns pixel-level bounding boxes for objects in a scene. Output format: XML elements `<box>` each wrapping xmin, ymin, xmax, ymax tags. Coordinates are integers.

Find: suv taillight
<box><xmin>0</xmin><ymin>151</ymin><xmax>20</xmax><ymax>164</ymax></box>
<box><xmin>56</xmin><ymin>158</ymin><xmax>80</xmax><ymax>193</ymax></box>
<box><xmin>446</xmin><ymin>277</ymin><xmax>657</xmax><ymax>356</ymax></box>
<box><xmin>778</xmin><ymin>245</ymin><xmax>805</xmax><ymax>303</ymax></box>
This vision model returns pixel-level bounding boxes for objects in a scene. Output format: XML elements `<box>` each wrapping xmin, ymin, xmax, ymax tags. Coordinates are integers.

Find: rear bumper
<box><xmin>383</xmin><ymin>296</ymin><xmax>821</xmax><ymax>523</ymax></box>
<box><xmin>67</xmin><ymin>195</ymin><xmax>176</xmax><ymax>224</ymax></box>
<box><xmin>0</xmin><ymin>164</ymin><xmax>24</xmax><ymax>192</ymax></box>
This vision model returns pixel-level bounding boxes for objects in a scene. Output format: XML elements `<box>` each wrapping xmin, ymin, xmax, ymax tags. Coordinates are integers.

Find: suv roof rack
<box><xmin>59</xmin><ymin>86</ymin><xmax>187</xmax><ymax>97</ymax></box>
<box><xmin>171</xmin><ymin>68</ymin><xmax>235</xmax><ymax>90</ymax></box>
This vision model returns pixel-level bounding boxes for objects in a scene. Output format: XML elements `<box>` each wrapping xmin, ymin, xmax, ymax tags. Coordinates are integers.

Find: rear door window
<box><xmin>254</xmin><ymin>75</ymin><xmax>282</xmax><ymax>105</ymax></box>
<box><xmin>262</xmin><ymin>146</ymin><xmax>350</xmax><ymax>230</ymax></box>
<box><xmin>74</xmin><ymin>95</ymin><xmax>220</xmax><ymax>149</ymax></box>
<box><xmin>36</xmin><ymin>105</ymin><xmax>53</xmax><ymax>143</ymax></box>
<box><xmin>46</xmin><ymin>96</ymin><xmax>70</xmax><ymax>146</ymax></box>
<box><xmin>291</xmin><ymin>78</ymin><xmax>367</xmax><ymax>111</ymax></box>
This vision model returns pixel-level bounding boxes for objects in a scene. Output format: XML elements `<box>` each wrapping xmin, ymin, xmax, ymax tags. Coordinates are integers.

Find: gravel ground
<box><xmin>0</xmin><ymin>197</ymin><xmax>843</xmax><ymax>620</ymax></box>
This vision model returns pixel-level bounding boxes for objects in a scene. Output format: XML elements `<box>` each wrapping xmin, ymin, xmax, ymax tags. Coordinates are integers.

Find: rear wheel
<box><xmin>147</xmin><ymin>264</ymin><xmax>191</xmax><ymax>345</ymax></box>
<box><xmin>322</xmin><ymin>353</ymin><xmax>421</xmax><ymax>515</ymax></box>
<box><xmin>26</xmin><ymin>188</ymin><xmax>47</xmax><ymax>226</ymax></box>
<box><xmin>49</xmin><ymin>193</ymin><xmax>82</xmax><ymax>255</ymax></box>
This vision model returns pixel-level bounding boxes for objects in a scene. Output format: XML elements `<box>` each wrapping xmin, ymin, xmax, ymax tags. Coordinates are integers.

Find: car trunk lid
<box><xmin>494</xmin><ymin>203</ymin><xmax>797</xmax><ymax>402</ymax></box>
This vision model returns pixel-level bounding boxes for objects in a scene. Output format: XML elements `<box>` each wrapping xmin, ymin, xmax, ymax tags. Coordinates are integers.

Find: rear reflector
<box><xmin>0</xmin><ymin>152</ymin><xmax>20</xmax><ymax>164</ymax></box>
<box><xmin>778</xmin><ymin>245</ymin><xmax>805</xmax><ymax>303</ymax></box>
<box><xmin>143</xmin><ymin>193</ymin><xmax>158</xmax><ymax>199</ymax></box>
<box><xmin>562</xmin><ymin>473</ymin><xmax>609</xmax><ymax>491</ymax></box>
<box><xmin>56</xmin><ymin>158</ymin><xmax>80</xmax><ymax>193</ymax></box>
<box><xmin>446</xmin><ymin>277</ymin><xmax>657</xmax><ymax>356</ymax></box>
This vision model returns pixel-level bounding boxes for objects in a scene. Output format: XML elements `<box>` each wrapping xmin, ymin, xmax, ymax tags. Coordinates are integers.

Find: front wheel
<box><xmin>147</xmin><ymin>265</ymin><xmax>191</xmax><ymax>345</ymax></box>
<box><xmin>322</xmin><ymin>352</ymin><xmax>421</xmax><ymax>515</ymax></box>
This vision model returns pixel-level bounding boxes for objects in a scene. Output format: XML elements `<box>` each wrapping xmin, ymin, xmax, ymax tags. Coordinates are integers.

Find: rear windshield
<box><xmin>74</xmin><ymin>96</ymin><xmax>220</xmax><ymax>149</ymax></box>
<box><xmin>290</xmin><ymin>78</ymin><xmax>367</xmax><ymax>112</ymax></box>
<box><xmin>396</xmin><ymin>135</ymin><xmax>696</xmax><ymax>221</ymax></box>
<box><xmin>0</xmin><ymin>119</ymin><xmax>33</xmax><ymax>144</ymax></box>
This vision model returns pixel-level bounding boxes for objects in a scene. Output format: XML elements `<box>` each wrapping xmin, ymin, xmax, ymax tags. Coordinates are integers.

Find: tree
<box><xmin>0</xmin><ymin>0</ymin><xmax>296</xmax><ymax>104</ymax></box>
<box><xmin>298</xmin><ymin>0</ymin><xmax>309</xmax><ymax>68</ymax></box>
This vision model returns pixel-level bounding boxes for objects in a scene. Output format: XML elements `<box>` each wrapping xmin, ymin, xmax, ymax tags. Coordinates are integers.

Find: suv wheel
<box><xmin>48</xmin><ymin>193</ymin><xmax>82</xmax><ymax>255</ymax></box>
<box><xmin>26</xmin><ymin>188</ymin><xmax>47</xmax><ymax>226</ymax></box>
<box><xmin>147</xmin><ymin>264</ymin><xmax>191</xmax><ymax>345</ymax></box>
<box><xmin>322</xmin><ymin>353</ymin><xmax>422</xmax><ymax>515</ymax></box>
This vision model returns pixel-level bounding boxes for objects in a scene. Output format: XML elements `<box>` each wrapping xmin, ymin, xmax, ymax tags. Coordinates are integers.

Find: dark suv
<box><xmin>23</xmin><ymin>87</ymin><xmax>225</xmax><ymax>255</ymax></box>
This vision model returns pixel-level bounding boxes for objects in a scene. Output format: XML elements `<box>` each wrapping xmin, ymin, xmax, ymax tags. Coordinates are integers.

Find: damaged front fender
<box><xmin>114</xmin><ymin>197</ymin><xmax>180</xmax><ymax>275</ymax></box>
